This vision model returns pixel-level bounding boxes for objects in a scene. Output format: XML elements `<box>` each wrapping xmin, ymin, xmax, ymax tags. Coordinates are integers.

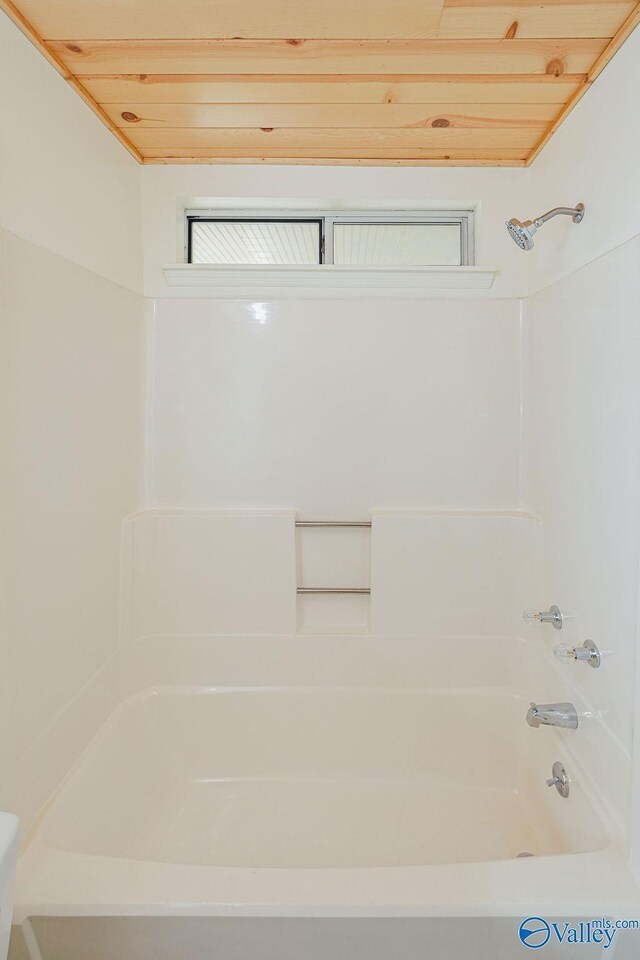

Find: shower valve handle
<box><xmin>523</xmin><ymin>605</ymin><xmax>563</xmax><ymax>630</ymax></box>
<box><xmin>546</xmin><ymin>762</ymin><xmax>570</xmax><ymax>798</ymax></box>
<box><xmin>554</xmin><ymin>639</ymin><xmax>601</xmax><ymax>669</ymax></box>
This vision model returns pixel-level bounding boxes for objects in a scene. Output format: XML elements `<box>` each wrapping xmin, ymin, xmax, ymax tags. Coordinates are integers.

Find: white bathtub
<box><xmin>13</xmin><ymin>636</ymin><xmax>640</xmax><ymax>959</ymax></box>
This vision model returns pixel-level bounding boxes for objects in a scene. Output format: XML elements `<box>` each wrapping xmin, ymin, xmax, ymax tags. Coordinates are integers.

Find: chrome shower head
<box><xmin>506</xmin><ymin>218</ymin><xmax>537</xmax><ymax>251</ymax></box>
<box><xmin>506</xmin><ymin>203</ymin><xmax>585</xmax><ymax>252</ymax></box>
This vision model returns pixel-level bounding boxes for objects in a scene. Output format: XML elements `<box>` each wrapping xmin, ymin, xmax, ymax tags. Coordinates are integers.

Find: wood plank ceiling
<box><xmin>2</xmin><ymin>0</ymin><xmax>640</xmax><ymax>165</ymax></box>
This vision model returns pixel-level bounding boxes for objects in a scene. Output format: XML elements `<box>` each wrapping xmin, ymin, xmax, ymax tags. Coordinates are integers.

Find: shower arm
<box><xmin>533</xmin><ymin>205</ymin><xmax>585</xmax><ymax>227</ymax></box>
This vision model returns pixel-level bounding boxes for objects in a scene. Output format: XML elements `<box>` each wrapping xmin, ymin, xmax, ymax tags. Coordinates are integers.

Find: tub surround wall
<box><xmin>521</xmin><ymin>26</ymin><xmax>640</xmax><ymax>856</ymax></box>
<box><xmin>124</xmin><ymin>512</ymin><xmax>297</xmax><ymax>639</ymax></box>
<box><xmin>117</xmin><ymin>635</ymin><xmax>528</xmax><ymax>699</ymax></box>
<box><xmin>372</xmin><ymin>512</ymin><xmax>540</xmax><ymax>638</ymax></box>
<box><xmin>514</xmin><ymin>610</ymin><xmax>634</xmax><ymax>844</ymax></box>
<box><xmin>122</xmin><ymin>511</ymin><xmax>540</xmax><ymax>641</ymax></box>
<box><xmin>522</xmin><ymin>233</ymin><xmax>640</xmax><ymax>843</ymax></box>
<box><xmin>147</xmin><ymin>297</ymin><xmax>522</xmax><ymax>514</ymax></box>
<box><xmin>143</xmin><ymin>293</ymin><xmax>524</xmax><ymax>629</ymax></box>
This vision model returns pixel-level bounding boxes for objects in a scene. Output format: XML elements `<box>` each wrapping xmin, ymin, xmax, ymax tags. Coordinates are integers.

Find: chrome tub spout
<box><xmin>526</xmin><ymin>702</ymin><xmax>578</xmax><ymax>729</ymax></box>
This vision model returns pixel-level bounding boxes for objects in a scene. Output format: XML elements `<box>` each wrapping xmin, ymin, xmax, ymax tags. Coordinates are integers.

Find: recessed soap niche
<box><xmin>296</xmin><ymin>522</ymin><xmax>371</xmax><ymax>634</ymax></box>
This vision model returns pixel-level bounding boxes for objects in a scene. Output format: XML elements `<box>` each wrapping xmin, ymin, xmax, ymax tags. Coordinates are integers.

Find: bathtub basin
<box><xmin>13</xmin><ymin>635</ymin><xmax>639</xmax><ymax>938</ymax></box>
<box><xmin>29</xmin><ymin>686</ymin><xmax>605</xmax><ymax>870</ymax></box>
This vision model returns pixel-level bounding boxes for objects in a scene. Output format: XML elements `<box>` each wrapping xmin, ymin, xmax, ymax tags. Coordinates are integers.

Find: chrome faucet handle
<box><xmin>554</xmin><ymin>639</ymin><xmax>601</xmax><ymax>669</ymax></box>
<box><xmin>546</xmin><ymin>761</ymin><xmax>570</xmax><ymax>798</ymax></box>
<box><xmin>523</xmin><ymin>605</ymin><xmax>563</xmax><ymax>630</ymax></box>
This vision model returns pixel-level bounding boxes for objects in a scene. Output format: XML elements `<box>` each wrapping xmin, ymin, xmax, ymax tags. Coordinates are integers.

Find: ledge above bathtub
<box><xmin>161</xmin><ymin>265</ymin><xmax>496</xmax><ymax>299</ymax></box>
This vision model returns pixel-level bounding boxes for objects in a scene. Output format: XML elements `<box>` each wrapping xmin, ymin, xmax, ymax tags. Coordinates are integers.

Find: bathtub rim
<box><xmin>13</xmin><ymin>841</ymin><xmax>640</xmax><ymax>925</ymax></box>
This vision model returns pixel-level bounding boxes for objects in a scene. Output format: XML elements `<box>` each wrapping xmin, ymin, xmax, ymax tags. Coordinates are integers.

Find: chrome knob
<box><xmin>523</xmin><ymin>605</ymin><xmax>563</xmax><ymax>630</ymax></box>
<box><xmin>546</xmin><ymin>761</ymin><xmax>570</xmax><ymax>798</ymax></box>
<box><xmin>554</xmin><ymin>639</ymin><xmax>601</xmax><ymax>669</ymax></box>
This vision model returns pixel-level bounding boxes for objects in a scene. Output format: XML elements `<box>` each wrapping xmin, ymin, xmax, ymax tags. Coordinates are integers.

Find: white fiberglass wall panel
<box><xmin>148</xmin><ymin>297</ymin><xmax>521</xmax><ymax>516</ymax></box>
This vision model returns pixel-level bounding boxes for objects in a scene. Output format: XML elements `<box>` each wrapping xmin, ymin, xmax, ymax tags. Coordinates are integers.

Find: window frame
<box><xmin>186</xmin><ymin>216</ymin><xmax>324</xmax><ymax>267</ymax></box>
<box><xmin>185</xmin><ymin>209</ymin><xmax>475</xmax><ymax>267</ymax></box>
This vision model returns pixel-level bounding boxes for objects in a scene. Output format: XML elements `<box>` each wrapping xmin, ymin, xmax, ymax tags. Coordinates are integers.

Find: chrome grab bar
<box><xmin>297</xmin><ymin>587</ymin><xmax>370</xmax><ymax>595</ymax></box>
<box><xmin>295</xmin><ymin>521</ymin><xmax>371</xmax><ymax>528</ymax></box>
<box><xmin>296</xmin><ymin>521</ymin><xmax>371</xmax><ymax>597</ymax></box>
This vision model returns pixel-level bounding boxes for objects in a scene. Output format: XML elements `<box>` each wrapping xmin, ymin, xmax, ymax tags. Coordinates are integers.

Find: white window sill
<box><xmin>162</xmin><ymin>264</ymin><xmax>496</xmax><ymax>299</ymax></box>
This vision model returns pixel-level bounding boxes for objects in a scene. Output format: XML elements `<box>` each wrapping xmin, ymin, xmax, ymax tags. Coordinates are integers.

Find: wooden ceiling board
<box><xmin>107</xmin><ymin>102</ymin><xmax>557</xmax><ymax>129</ymax></box>
<box><xmin>126</xmin><ymin>127</ymin><xmax>544</xmax><ymax>152</ymax></box>
<box><xmin>13</xmin><ymin>0</ymin><xmax>447</xmax><ymax>40</ymax></box>
<box><xmin>438</xmin><ymin>0</ymin><xmax>637</xmax><ymax>38</ymax></box>
<box><xmin>80</xmin><ymin>77</ymin><xmax>585</xmax><ymax>106</ymax></box>
<box><xmin>14</xmin><ymin>0</ymin><xmax>636</xmax><ymax>39</ymax></box>
<box><xmin>2</xmin><ymin>0</ymin><xmax>639</xmax><ymax>166</ymax></box>
<box><xmin>48</xmin><ymin>39</ymin><xmax>609</xmax><ymax>76</ymax></box>
<box><xmin>141</xmin><ymin>148</ymin><xmax>531</xmax><ymax>162</ymax></box>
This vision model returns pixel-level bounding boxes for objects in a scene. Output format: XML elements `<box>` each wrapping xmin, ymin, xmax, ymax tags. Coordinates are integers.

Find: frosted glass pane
<box><xmin>334</xmin><ymin>223</ymin><xmax>462</xmax><ymax>266</ymax></box>
<box><xmin>190</xmin><ymin>221</ymin><xmax>321</xmax><ymax>265</ymax></box>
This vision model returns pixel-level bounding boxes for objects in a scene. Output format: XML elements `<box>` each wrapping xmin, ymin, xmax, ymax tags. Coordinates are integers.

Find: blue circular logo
<box><xmin>519</xmin><ymin>917</ymin><xmax>551</xmax><ymax>949</ymax></box>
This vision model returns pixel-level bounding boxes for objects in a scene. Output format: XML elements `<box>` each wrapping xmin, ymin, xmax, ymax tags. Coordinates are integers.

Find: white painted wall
<box><xmin>141</xmin><ymin>164</ymin><xmax>530</xmax><ymax>299</ymax></box>
<box><xmin>0</xmin><ymin>234</ymin><xmax>143</xmax><ymax>827</ymax></box>
<box><xmin>0</xmin><ymin>11</ymin><xmax>144</xmax><ymax>828</ymax></box>
<box><xmin>0</xmin><ymin>15</ymin><xmax>142</xmax><ymax>293</ymax></box>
